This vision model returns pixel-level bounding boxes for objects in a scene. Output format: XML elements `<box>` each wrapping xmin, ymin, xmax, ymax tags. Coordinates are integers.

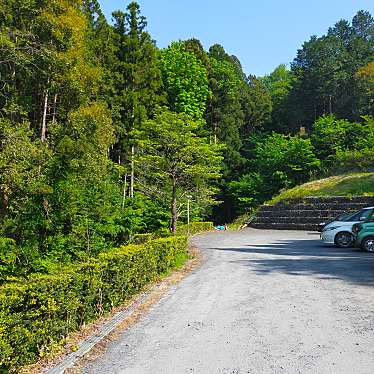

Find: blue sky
<box><xmin>100</xmin><ymin>1</ymin><xmax>374</xmax><ymax>77</ymax></box>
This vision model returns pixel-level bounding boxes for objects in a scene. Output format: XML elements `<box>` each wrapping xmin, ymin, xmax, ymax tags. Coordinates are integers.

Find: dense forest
<box><xmin>0</xmin><ymin>0</ymin><xmax>373</xmax><ymax>277</ymax></box>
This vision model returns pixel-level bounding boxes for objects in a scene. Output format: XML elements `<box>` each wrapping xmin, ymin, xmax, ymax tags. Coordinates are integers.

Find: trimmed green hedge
<box><xmin>130</xmin><ymin>222</ymin><xmax>213</xmax><ymax>243</ymax></box>
<box><xmin>0</xmin><ymin>236</ymin><xmax>187</xmax><ymax>371</ymax></box>
<box><xmin>176</xmin><ymin>222</ymin><xmax>213</xmax><ymax>236</ymax></box>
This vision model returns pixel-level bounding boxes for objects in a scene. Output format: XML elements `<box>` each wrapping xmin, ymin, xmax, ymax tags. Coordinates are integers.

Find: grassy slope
<box><xmin>270</xmin><ymin>172</ymin><xmax>374</xmax><ymax>204</ymax></box>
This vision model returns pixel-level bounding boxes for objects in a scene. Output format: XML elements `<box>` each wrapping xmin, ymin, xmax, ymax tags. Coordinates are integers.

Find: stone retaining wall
<box><xmin>251</xmin><ymin>196</ymin><xmax>374</xmax><ymax>231</ymax></box>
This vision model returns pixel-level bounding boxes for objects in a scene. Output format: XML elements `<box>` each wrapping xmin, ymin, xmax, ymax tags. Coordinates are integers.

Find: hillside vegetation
<box><xmin>270</xmin><ymin>172</ymin><xmax>374</xmax><ymax>204</ymax></box>
<box><xmin>1</xmin><ymin>1</ymin><xmax>373</xmax><ymax>370</ymax></box>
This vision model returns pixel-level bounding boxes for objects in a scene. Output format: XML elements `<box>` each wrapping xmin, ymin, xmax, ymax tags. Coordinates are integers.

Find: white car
<box><xmin>321</xmin><ymin>207</ymin><xmax>374</xmax><ymax>248</ymax></box>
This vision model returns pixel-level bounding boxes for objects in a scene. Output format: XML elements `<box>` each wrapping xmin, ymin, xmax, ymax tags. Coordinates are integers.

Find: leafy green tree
<box><xmin>207</xmin><ymin>49</ymin><xmax>244</xmax><ymax>178</ymax></box>
<box><xmin>241</xmin><ymin>75</ymin><xmax>272</xmax><ymax>133</ymax></box>
<box><xmin>355</xmin><ymin>61</ymin><xmax>374</xmax><ymax>115</ymax></box>
<box><xmin>321</xmin><ymin>115</ymin><xmax>374</xmax><ymax>173</ymax></box>
<box><xmin>138</xmin><ymin>109</ymin><xmax>222</xmax><ymax>233</ymax></box>
<box><xmin>227</xmin><ymin>173</ymin><xmax>265</xmax><ymax>214</ymax></box>
<box><xmin>182</xmin><ymin>38</ymin><xmax>211</xmax><ymax>71</ymax></box>
<box><xmin>261</xmin><ymin>64</ymin><xmax>293</xmax><ymax>132</ymax></box>
<box><xmin>289</xmin><ymin>10</ymin><xmax>374</xmax><ymax>128</ymax></box>
<box><xmin>207</xmin><ymin>44</ymin><xmax>272</xmax><ymax>179</ymax></box>
<box><xmin>227</xmin><ymin>133</ymin><xmax>320</xmax><ymax>216</ymax></box>
<box><xmin>206</xmin><ymin>44</ymin><xmax>272</xmax><ymax>221</ymax></box>
<box><xmin>256</xmin><ymin>133</ymin><xmax>320</xmax><ymax>189</ymax></box>
<box><xmin>310</xmin><ymin>114</ymin><xmax>374</xmax><ymax>166</ymax></box>
<box><xmin>310</xmin><ymin>115</ymin><xmax>353</xmax><ymax>159</ymax></box>
<box><xmin>0</xmin><ymin>1</ymin><xmax>123</xmax><ymax>271</ymax></box>
<box><xmin>160</xmin><ymin>41</ymin><xmax>211</xmax><ymax>118</ymax></box>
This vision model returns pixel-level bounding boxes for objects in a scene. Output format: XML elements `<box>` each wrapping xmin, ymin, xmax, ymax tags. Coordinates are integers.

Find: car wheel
<box><xmin>362</xmin><ymin>237</ymin><xmax>374</xmax><ymax>252</ymax></box>
<box><xmin>334</xmin><ymin>232</ymin><xmax>353</xmax><ymax>248</ymax></box>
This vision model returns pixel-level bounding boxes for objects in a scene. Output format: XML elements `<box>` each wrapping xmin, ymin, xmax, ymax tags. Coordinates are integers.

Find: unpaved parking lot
<box><xmin>82</xmin><ymin>229</ymin><xmax>374</xmax><ymax>374</ymax></box>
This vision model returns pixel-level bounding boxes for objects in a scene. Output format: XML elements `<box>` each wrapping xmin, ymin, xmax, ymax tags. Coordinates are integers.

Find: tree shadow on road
<box><xmin>214</xmin><ymin>239</ymin><xmax>374</xmax><ymax>286</ymax></box>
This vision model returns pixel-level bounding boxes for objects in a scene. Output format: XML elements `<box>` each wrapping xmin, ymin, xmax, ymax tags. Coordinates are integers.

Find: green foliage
<box><xmin>176</xmin><ymin>222</ymin><xmax>213</xmax><ymax>236</ymax></box>
<box><xmin>227</xmin><ymin>134</ymin><xmax>320</xmax><ymax>215</ymax></box>
<box><xmin>261</xmin><ymin>64</ymin><xmax>293</xmax><ymax>132</ymax></box>
<box><xmin>0</xmin><ymin>238</ymin><xmax>19</xmax><ymax>279</ymax></box>
<box><xmin>331</xmin><ymin>148</ymin><xmax>374</xmax><ymax>173</ymax></box>
<box><xmin>182</xmin><ymin>38</ymin><xmax>211</xmax><ymax>71</ymax></box>
<box><xmin>0</xmin><ymin>1</ymin><xmax>224</xmax><ymax>279</ymax></box>
<box><xmin>289</xmin><ymin>10</ymin><xmax>374</xmax><ymax>128</ymax></box>
<box><xmin>270</xmin><ymin>173</ymin><xmax>374</xmax><ymax>204</ymax></box>
<box><xmin>138</xmin><ymin>109</ymin><xmax>223</xmax><ymax>232</ymax></box>
<box><xmin>355</xmin><ymin>61</ymin><xmax>374</xmax><ymax>114</ymax></box>
<box><xmin>0</xmin><ymin>236</ymin><xmax>188</xmax><ymax>371</ymax></box>
<box><xmin>242</xmin><ymin>75</ymin><xmax>272</xmax><ymax>133</ymax></box>
<box><xmin>227</xmin><ymin>173</ymin><xmax>265</xmax><ymax>214</ymax></box>
<box><xmin>111</xmin><ymin>2</ymin><xmax>163</xmax><ymax>133</ymax></box>
<box><xmin>160</xmin><ymin>41</ymin><xmax>211</xmax><ymax>118</ymax></box>
<box><xmin>256</xmin><ymin>133</ymin><xmax>321</xmax><ymax>187</ymax></box>
<box><xmin>310</xmin><ymin>115</ymin><xmax>374</xmax><ymax>171</ymax></box>
<box><xmin>311</xmin><ymin>115</ymin><xmax>355</xmax><ymax>159</ymax></box>
<box><xmin>207</xmin><ymin>47</ymin><xmax>245</xmax><ymax>177</ymax></box>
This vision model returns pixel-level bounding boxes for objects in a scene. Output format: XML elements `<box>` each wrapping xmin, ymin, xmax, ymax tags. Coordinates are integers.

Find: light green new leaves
<box><xmin>138</xmin><ymin>109</ymin><xmax>223</xmax><ymax>229</ymax></box>
<box><xmin>160</xmin><ymin>42</ymin><xmax>211</xmax><ymax>119</ymax></box>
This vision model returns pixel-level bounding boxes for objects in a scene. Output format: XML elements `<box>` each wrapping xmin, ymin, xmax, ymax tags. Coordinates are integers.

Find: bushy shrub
<box><xmin>176</xmin><ymin>222</ymin><xmax>213</xmax><ymax>236</ymax></box>
<box><xmin>311</xmin><ymin>115</ymin><xmax>374</xmax><ymax>160</ymax></box>
<box><xmin>227</xmin><ymin>173</ymin><xmax>266</xmax><ymax>214</ymax></box>
<box><xmin>0</xmin><ymin>236</ymin><xmax>188</xmax><ymax>371</ymax></box>
<box><xmin>227</xmin><ymin>133</ymin><xmax>320</xmax><ymax>215</ymax></box>
<box><xmin>0</xmin><ymin>238</ymin><xmax>19</xmax><ymax>279</ymax></box>
<box><xmin>326</xmin><ymin>148</ymin><xmax>374</xmax><ymax>174</ymax></box>
<box><xmin>310</xmin><ymin>115</ymin><xmax>374</xmax><ymax>174</ymax></box>
<box><xmin>130</xmin><ymin>233</ymin><xmax>155</xmax><ymax>244</ymax></box>
<box><xmin>256</xmin><ymin>133</ymin><xmax>320</xmax><ymax>187</ymax></box>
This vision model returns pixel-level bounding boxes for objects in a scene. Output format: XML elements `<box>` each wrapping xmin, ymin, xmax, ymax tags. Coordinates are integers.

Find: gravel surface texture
<box><xmin>82</xmin><ymin>229</ymin><xmax>374</xmax><ymax>374</ymax></box>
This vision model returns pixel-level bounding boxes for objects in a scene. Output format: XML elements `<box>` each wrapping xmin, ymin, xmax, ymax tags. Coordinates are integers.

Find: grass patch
<box><xmin>229</xmin><ymin>212</ymin><xmax>258</xmax><ymax>229</ymax></box>
<box><xmin>269</xmin><ymin>172</ymin><xmax>374</xmax><ymax>204</ymax></box>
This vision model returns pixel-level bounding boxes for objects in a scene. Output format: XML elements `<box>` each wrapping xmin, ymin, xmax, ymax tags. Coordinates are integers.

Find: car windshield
<box><xmin>335</xmin><ymin>212</ymin><xmax>354</xmax><ymax>221</ymax></box>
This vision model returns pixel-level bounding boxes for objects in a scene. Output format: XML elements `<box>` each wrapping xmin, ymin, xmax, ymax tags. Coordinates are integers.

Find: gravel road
<box><xmin>82</xmin><ymin>229</ymin><xmax>374</xmax><ymax>374</ymax></box>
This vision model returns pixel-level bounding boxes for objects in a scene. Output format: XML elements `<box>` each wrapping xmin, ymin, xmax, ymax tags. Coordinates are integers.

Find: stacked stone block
<box><xmin>251</xmin><ymin>196</ymin><xmax>374</xmax><ymax>231</ymax></box>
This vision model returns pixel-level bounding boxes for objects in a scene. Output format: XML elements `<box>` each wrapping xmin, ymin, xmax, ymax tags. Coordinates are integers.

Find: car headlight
<box><xmin>352</xmin><ymin>224</ymin><xmax>362</xmax><ymax>234</ymax></box>
<box><xmin>323</xmin><ymin>226</ymin><xmax>341</xmax><ymax>232</ymax></box>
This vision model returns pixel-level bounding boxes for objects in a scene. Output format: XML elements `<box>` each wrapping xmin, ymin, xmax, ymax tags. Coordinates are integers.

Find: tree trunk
<box><xmin>329</xmin><ymin>95</ymin><xmax>332</xmax><ymax>114</ymax></box>
<box><xmin>130</xmin><ymin>145</ymin><xmax>135</xmax><ymax>198</ymax></box>
<box><xmin>122</xmin><ymin>174</ymin><xmax>127</xmax><ymax>210</ymax></box>
<box><xmin>41</xmin><ymin>90</ymin><xmax>49</xmax><ymax>142</ymax></box>
<box><xmin>171</xmin><ymin>177</ymin><xmax>177</xmax><ymax>234</ymax></box>
<box><xmin>52</xmin><ymin>93</ymin><xmax>58</xmax><ymax>123</ymax></box>
<box><xmin>0</xmin><ymin>192</ymin><xmax>9</xmax><ymax>221</ymax></box>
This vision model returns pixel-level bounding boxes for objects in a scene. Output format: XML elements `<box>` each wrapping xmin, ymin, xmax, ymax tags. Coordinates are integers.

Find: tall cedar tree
<box><xmin>207</xmin><ymin>44</ymin><xmax>245</xmax><ymax>179</ymax></box>
<box><xmin>111</xmin><ymin>2</ymin><xmax>164</xmax><ymax>195</ymax></box>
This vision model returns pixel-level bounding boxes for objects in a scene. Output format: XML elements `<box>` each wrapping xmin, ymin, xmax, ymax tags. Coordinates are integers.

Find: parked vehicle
<box><xmin>320</xmin><ymin>207</ymin><xmax>374</xmax><ymax>248</ymax></box>
<box><xmin>317</xmin><ymin>212</ymin><xmax>351</xmax><ymax>232</ymax></box>
<box><xmin>352</xmin><ymin>212</ymin><xmax>374</xmax><ymax>252</ymax></box>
